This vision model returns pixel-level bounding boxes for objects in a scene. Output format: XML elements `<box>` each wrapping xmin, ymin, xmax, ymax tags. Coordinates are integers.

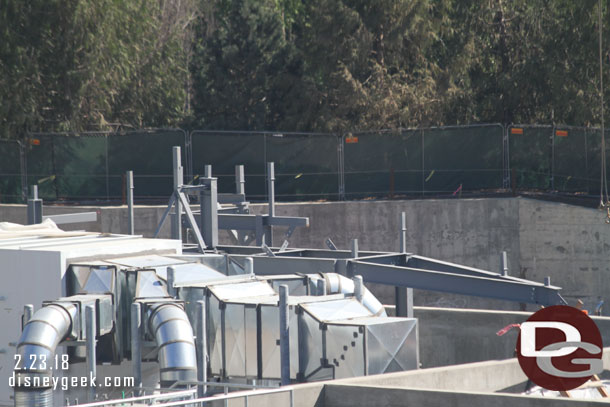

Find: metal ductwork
<box><xmin>146</xmin><ymin>302</ymin><xmax>197</xmax><ymax>387</ymax></box>
<box><xmin>14</xmin><ymin>303</ymin><xmax>77</xmax><ymax>407</ymax></box>
<box><xmin>323</xmin><ymin>273</ymin><xmax>386</xmax><ymax>316</ymax></box>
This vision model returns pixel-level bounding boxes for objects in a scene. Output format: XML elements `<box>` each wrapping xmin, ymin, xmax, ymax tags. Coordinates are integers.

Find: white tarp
<box><xmin>0</xmin><ymin>219</ymin><xmax>95</xmax><ymax>239</ymax></box>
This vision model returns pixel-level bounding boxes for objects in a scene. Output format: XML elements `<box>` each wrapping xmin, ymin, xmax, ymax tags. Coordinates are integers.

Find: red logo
<box><xmin>516</xmin><ymin>305</ymin><xmax>603</xmax><ymax>391</ymax></box>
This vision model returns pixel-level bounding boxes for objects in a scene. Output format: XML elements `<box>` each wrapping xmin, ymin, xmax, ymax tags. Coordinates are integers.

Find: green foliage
<box><xmin>2</xmin><ymin>0</ymin><xmax>610</xmax><ymax>136</ymax></box>
<box><xmin>0</xmin><ymin>0</ymin><xmax>193</xmax><ymax>138</ymax></box>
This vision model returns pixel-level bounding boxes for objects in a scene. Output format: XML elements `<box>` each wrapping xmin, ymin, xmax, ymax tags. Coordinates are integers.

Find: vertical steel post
<box><xmin>127</xmin><ymin>171</ymin><xmax>134</xmax><ymax>235</ymax></box>
<box><xmin>279</xmin><ymin>285</ymin><xmax>290</xmax><ymax>386</ymax></box>
<box><xmin>23</xmin><ymin>304</ymin><xmax>34</xmax><ymax>328</ymax></box>
<box><xmin>317</xmin><ymin>279</ymin><xmax>326</xmax><ymax>296</ymax></box>
<box><xmin>131</xmin><ymin>303</ymin><xmax>142</xmax><ymax>396</ymax></box>
<box><xmin>204</xmin><ymin>165</ymin><xmax>212</xmax><ymax>178</ymax></box>
<box><xmin>267</xmin><ymin>162</ymin><xmax>275</xmax><ymax>217</ymax></box>
<box><xmin>171</xmin><ymin>146</ymin><xmax>183</xmax><ymax>241</ymax></box>
<box><xmin>235</xmin><ymin>165</ymin><xmax>245</xmax><ymax>195</ymax></box>
<box><xmin>544</xmin><ymin>276</ymin><xmax>551</xmax><ymax>286</ymax></box>
<box><xmin>501</xmin><ymin>251</ymin><xmax>509</xmax><ymax>276</ymax></box>
<box><xmin>351</xmin><ymin>239</ymin><xmax>359</xmax><ymax>258</ymax></box>
<box><xmin>27</xmin><ymin>185</ymin><xmax>42</xmax><ymax>225</ymax></box>
<box><xmin>267</xmin><ymin>162</ymin><xmax>275</xmax><ymax>246</ymax></box>
<box><xmin>196</xmin><ymin>300</ymin><xmax>207</xmax><ymax>398</ymax></box>
<box><xmin>167</xmin><ymin>267</ymin><xmax>176</xmax><ymax>297</ymax></box>
<box><xmin>396</xmin><ymin>212</ymin><xmax>413</xmax><ymax>318</ymax></box>
<box><xmin>201</xmin><ymin>175</ymin><xmax>218</xmax><ymax>249</ymax></box>
<box><xmin>85</xmin><ymin>304</ymin><xmax>97</xmax><ymax>402</ymax></box>
<box><xmin>353</xmin><ymin>276</ymin><xmax>364</xmax><ymax>303</ymax></box>
<box><xmin>245</xmin><ymin>257</ymin><xmax>254</xmax><ymax>275</ymax></box>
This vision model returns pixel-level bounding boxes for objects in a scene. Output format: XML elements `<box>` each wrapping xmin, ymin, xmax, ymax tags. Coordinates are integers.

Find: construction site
<box><xmin>0</xmin><ymin>145</ymin><xmax>609</xmax><ymax>407</ymax></box>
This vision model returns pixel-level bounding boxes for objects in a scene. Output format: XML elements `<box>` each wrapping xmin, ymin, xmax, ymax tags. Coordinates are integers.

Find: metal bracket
<box><xmin>325</xmin><ymin>238</ymin><xmax>338</xmax><ymax>251</ymax></box>
<box><xmin>262</xmin><ymin>244</ymin><xmax>276</xmax><ymax>257</ymax></box>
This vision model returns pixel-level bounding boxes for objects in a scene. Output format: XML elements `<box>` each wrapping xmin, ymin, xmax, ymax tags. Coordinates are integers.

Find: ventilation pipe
<box><xmin>322</xmin><ymin>273</ymin><xmax>387</xmax><ymax>316</ymax></box>
<box><xmin>146</xmin><ymin>302</ymin><xmax>197</xmax><ymax>387</ymax></box>
<box><xmin>14</xmin><ymin>303</ymin><xmax>77</xmax><ymax>407</ymax></box>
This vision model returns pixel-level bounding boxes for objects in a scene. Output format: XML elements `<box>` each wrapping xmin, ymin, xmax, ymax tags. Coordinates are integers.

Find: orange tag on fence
<box><xmin>555</xmin><ymin>130</ymin><xmax>568</xmax><ymax>137</ymax></box>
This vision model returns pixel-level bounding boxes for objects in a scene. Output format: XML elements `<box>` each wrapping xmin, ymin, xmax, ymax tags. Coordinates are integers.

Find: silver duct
<box><xmin>146</xmin><ymin>302</ymin><xmax>198</xmax><ymax>387</ymax></box>
<box><xmin>323</xmin><ymin>273</ymin><xmax>387</xmax><ymax>316</ymax></box>
<box><xmin>13</xmin><ymin>303</ymin><xmax>77</xmax><ymax>407</ymax></box>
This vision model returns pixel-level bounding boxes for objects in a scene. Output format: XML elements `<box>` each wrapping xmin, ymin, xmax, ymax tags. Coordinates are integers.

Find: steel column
<box><xmin>127</xmin><ymin>170</ymin><xmax>134</xmax><ymax>235</ymax></box>
<box><xmin>85</xmin><ymin>304</ymin><xmax>97</xmax><ymax>402</ymax></box>
<box><xmin>235</xmin><ymin>165</ymin><xmax>245</xmax><ymax>195</ymax></box>
<box><xmin>396</xmin><ymin>212</ymin><xmax>413</xmax><ymax>317</ymax></box>
<box><xmin>131</xmin><ymin>302</ymin><xmax>142</xmax><ymax>396</ymax></box>
<box><xmin>501</xmin><ymin>251</ymin><xmax>509</xmax><ymax>276</ymax></box>
<box><xmin>22</xmin><ymin>304</ymin><xmax>34</xmax><ymax>328</ymax></box>
<box><xmin>196</xmin><ymin>300</ymin><xmax>207</xmax><ymax>398</ymax></box>
<box><xmin>27</xmin><ymin>185</ymin><xmax>42</xmax><ymax>225</ymax></box>
<box><xmin>267</xmin><ymin>162</ymin><xmax>275</xmax><ymax>245</ymax></box>
<box><xmin>201</xmin><ymin>176</ymin><xmax>218</xmax><ymax>249</ymax></box>
<box><xmin>171</xmin><ymin>146</ymin><xmax>183</xmax><ymax>241</ymax></box>
<box><xmin>279</xmin><ymin>285</ymin><xmax>290</xmax><ymax>385</ymax></box>
<box><xmin>167</xmin><ymin>266</ymin><xmax>177</xmax><ymax>297</ymax></box>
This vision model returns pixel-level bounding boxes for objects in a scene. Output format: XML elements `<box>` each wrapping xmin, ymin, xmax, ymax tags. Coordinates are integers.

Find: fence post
<box><xmin>551</xmin><ymin>125</ymin><xmax>555</xmax><ymax>190</ymax></box>
<box><xmin>503</xmin><ymin>124</ymin><xmax>510</xmax><ymax>189</ymax></box>
<box><xmin>337</xmin><ymin>134</ymin><xmax>345</xmax><ymax>201</ymax></box>
<box><xmin>19</xmin><ymin>140</ymin><xmax>27</xmax><ymax>203</ymax></box>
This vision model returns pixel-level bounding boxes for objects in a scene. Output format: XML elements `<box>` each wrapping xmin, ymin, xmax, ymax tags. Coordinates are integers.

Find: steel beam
<box><xmin>348</xmin><ymin>260</ymin><xmax>566</xmax><ymax>306</ymax></box>
<box><xmin>43</xmin><ymin>212</ymin><xmax>97</xmax><ymax>225</ymax></box>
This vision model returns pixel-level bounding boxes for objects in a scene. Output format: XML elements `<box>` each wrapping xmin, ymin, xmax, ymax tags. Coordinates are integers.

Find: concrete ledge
<box><xmin>324</xmin><ymin>384</ymin><xmax>610</xmax><ymax>407</ymax></box>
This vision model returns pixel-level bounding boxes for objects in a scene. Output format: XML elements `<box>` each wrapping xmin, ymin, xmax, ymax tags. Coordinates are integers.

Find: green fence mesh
<box><xmin>190</xmin><ymin>131</ymin><xmax>339</xmax><ymax>200</ymax></box>
<box><xmin>5</xmin><ymin>124</ymin><xmax>610</xmax><ymax>204</ymax></box>
<box><xmin>0</xmin><ymin>140</ymin><xmax>23</xmax><ymax>203</ymax></box>
<box><xmin>423</xmin><ymin>125</ymin><xmax>504</xmax><ymax>194</ymax></box>
<box><xmin>552</xmin><ymin>127</ymin><xmax>590</xmax><ymax>193</ymax></box>
<box><xmin>107</xmin><ymin>130</ymin><xmax>187</xmax><ymax>199</ymax></box>
<box><xmin>508</xmin><ymin>125</ymin><xmax>552</xmax><ymax>190</ymax></box>
<box><xmin>344</xmin><ymin>125</ymin><xmax>503</xmax><ymax>198</ymax></box>
<box><xmin>344</xmin><ymin>130</ymin><xmax>423</xmax><ymax>198</ymax></box>
<box><xmin>25</xmin><ymin>130</ymin><xmax>186</xmax><ymax>201</ymax></box>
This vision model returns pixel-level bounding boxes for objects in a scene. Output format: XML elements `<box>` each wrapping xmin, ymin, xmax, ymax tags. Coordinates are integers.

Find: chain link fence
<box><xmin>344</xmin><ymin>124</ymin><xmax>505</xmax><ymax>199</ymax></box>
<box><xmin>1</xmin><ymin>124</ymin><xmax>608</xmax><ymax>204</ymax></box>
<box><xmin>507</xmin><ymin>125</ymin><xmax>606</xmax><ymax>194</ymax></box>
<box><xmin>0</xmin><ymin>139</ymin><xmax>25</xmax><ymax>203</ymax></box>
<box><xmin>189</xmin><ymin>131</ymin><xmax>341</xmax><ymax>200</ymax></box>
<box><xmin>24</xmin><ymin>130</ymin><xmax>186</xmax><ymax>202</ymax></box>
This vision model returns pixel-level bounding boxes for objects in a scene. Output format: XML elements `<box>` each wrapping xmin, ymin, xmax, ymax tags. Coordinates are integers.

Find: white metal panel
<box><xmin>0</xmin><ymin>249</ymin><xmax>64</xmax><ymax>405</ymax></box>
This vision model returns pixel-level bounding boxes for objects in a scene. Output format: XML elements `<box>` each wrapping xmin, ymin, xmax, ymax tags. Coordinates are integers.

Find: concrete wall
<box><xmin>2</xmin><ymin>196</ymin><xmax>609</xmax><ymax>311</ymax></box>
<box><xmin>413</xmin><ymin>307</ymin><xmax>610</xmax><ymax>368</ymax></box>
<box><xmin>323</xmin><ymin>384</ymin><xmax>609</xmax><ymax>407</ymax></box>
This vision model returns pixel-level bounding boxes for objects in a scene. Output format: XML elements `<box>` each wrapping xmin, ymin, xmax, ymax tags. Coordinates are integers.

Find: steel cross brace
<box><xmin>347</xmin><ymin>259</ymin><xmax>567</xmax><ymax>306</ymax></box>
<box><xmin>154</xmin><ymin>186</ymin><xmax>208</xmax><ymax>252</ymax></box>
<box><xmin>222</xmin><ymin>249</ymin><xmax>566</xmax><ymax>306</ymax></box>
